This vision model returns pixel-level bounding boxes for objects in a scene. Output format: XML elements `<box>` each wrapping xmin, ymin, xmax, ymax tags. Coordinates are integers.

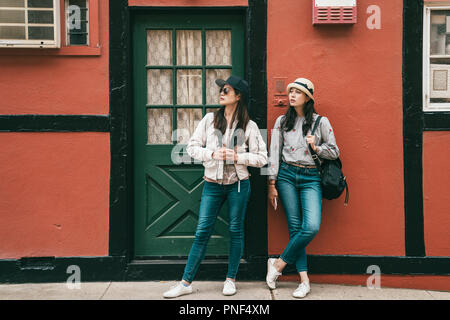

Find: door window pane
<box><xmin>145</xmin><ymin>28</ymin><xmax>235</xmax><ymax>143</ymax></box>
<box><xmin>206</xmin><ymin>30</ymin><xmax>231</xmax><ymax>65</ymax></box>
<box><xmin>148</xmin><ymin>109</ymin><xmax>173</xmax><ymax>144</ymax></box>
<box><xmin>147</xmin><ymin>69</ymin><xmax>173</xmax><ymax>105</ymax></box>
<box><xmin>177</xmin><ymin>108</ymin><xmax>202</xmax><ymax>144</ymax></box>
<box><xmin>177</xmin><ymin>69</ymin><xmax>202</xmax><ymax>105</ymax></box>
<box><xmin>176</xmin><ymin>30</ymin><xmax>202</xmax><ymax>66</ymax></box>
<box><xmin>147</xmin><ymin>30</ymin><xmax>172</xmax><ymax>66</ymax></box>
<box><xmin>206</xmin><ymin>69</ymin><xmax>231</xmax><ymax>105</ymax></box>
<box><xmin>207</xmin><ymin>108</ymin><xmax>220</xmax><ymax>114</ymax></box>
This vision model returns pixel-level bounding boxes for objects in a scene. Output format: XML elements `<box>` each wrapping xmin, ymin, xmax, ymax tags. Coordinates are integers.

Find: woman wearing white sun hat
<box><xmin>266</xmin><ymin>77</ymin><xmax>340</xmax><ymax>298</ymax></box>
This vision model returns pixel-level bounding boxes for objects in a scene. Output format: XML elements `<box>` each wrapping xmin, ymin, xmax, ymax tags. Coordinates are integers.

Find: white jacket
<box><xmin>187</xmin><ymin>112</ymin><xmax>268</xmax><ymax>182</ymax></box>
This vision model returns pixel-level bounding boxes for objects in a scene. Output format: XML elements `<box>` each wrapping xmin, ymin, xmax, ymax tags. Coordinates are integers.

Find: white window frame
<box><xmin>0</xmin><ymin>0</ymin><xmax>61</xmax><ymax>48</ymax></box>
<box><xmin>424</xmin><ymin>3</ymin><xmax>450</xmax><ymax>111</ymax></box>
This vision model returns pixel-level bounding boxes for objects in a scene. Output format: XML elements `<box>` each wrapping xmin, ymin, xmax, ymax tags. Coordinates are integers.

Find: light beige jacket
<box><xmin>187</xmin><ymin>112</ymin><xmax>268</xmax><ymax>182</ymax></box>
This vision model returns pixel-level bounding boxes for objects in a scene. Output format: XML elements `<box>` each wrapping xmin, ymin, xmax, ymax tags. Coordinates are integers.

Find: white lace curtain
<box><xmin>146</xmin><ymin>30</ymin><xmax>232</xmax><ymax>144</ymax></box>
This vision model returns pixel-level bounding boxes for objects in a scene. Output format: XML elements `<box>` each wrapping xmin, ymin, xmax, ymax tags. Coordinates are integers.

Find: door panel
<box><xmin>133</xmin><ymin>12</ymin><xmax>245</xmax><ymax>257</ymax></box>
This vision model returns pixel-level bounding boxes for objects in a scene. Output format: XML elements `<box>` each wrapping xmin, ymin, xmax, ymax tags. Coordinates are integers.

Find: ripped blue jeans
<box><xmin>276</xmin><ymin>162</ymin><xmax>322</xmax><ymax>273</ymax></box>
<box><xmin>182</xmin><ymin>179</ymin><xmax>251</xmax><ymax>283</ymax></box>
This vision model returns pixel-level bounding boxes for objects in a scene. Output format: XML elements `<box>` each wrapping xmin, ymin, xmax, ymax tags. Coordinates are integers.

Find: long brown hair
<box><xmin>213</xmin><ymin>89</ymin><xmax>250</xmax><ymax>135</ymax></box>
<box><xmin>280</xmin><ymin>99</ymin><xmax>316</xmax><ymax>136</ymax></box>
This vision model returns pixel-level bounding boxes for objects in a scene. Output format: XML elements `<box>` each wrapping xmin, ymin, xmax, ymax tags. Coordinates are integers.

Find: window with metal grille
<box><xmin>65</xmin><ymin>0</ymin><xmax>88</xmax><ymax>46</ymax></box>
<box><xmin>0</xmin><ymin>0</ymin><xmax>60</xmax><ymax>47</ymax></box>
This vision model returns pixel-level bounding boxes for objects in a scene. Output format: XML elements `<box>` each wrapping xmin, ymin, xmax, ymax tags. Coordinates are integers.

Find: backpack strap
<box><xmin>311</xmin><ymin>115</ymin><xmax>322</xmax><ymax>135</ymax></box>
<box><xmin>308</xmin><ymin>116</ymin><xmax>323</xmax><ymax>170</ymax></box>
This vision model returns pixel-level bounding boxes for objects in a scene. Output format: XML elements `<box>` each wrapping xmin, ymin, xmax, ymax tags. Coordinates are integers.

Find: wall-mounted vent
<box><xmin>313</xmin><ymin>0</ymin><xmax>357</xmax><ymax>25</ymax></box>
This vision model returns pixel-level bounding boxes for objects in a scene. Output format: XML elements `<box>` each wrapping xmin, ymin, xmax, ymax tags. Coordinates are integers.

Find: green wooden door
<box><xmin>133</xmin><ymin>12</ymin><xmax>245</xmax><ymax>257</ymax></box>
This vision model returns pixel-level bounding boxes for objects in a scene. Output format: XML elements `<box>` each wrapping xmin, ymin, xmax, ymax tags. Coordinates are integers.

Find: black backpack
<box><xmin>308</xmin><ymin>116</ymin><xmax>349</xmax><ymax>205</ymax></box>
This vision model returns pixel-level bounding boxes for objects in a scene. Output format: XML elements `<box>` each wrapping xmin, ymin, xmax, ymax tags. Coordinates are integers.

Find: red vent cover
<box><xmin>313</xmin><ymin>0</ymin><xmax>357</xmax><ymax>25</ymax></box>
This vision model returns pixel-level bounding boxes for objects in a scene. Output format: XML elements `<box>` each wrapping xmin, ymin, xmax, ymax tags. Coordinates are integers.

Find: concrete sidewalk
<box><xmin>0</xmin><ymin>281</ymin><xmax>449</xmax><ymax>300</ymax></box>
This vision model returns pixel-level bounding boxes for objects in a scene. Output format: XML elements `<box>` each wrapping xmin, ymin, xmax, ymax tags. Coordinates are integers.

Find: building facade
<box><xmin>0</xmin><ymin>0</ymin><xmax>449</xmax><ymax>291</ymax></box>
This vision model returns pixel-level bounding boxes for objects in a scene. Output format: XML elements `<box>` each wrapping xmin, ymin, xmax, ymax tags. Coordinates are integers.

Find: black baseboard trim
<box><xmin>1</xmin><ymin>255</ymin><xmax>448</xmax><ymax>284</ymax></box>
<box><xmin>281</xmin><ymin>255</ymin><xmax>450</xmax><ymax>276</ymax></box>
<box><xmin>0</xmin><ymin>115</ymin><xmax>110</xmax><ymax>132</ymax></box>
<box><xmin>0</xmin><ymin>256</ymin><xmax>127</xmax><ymax>284</ymax></box>
<box><xmin>423</xmin><ymin>112</ymin><xmax>450</xmax><ymax>131</ymax></box>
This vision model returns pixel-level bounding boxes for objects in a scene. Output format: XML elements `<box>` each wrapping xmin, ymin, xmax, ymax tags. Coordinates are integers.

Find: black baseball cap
<box><xmin>215</xmin><ymin>75</ymin><xmax>249</xmax><ymax>103</ymax></box>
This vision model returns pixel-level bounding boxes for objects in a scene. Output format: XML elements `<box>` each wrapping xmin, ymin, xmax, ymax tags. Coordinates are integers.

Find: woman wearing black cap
<box><xmin>266</xmin><ymin>78</ymin><xmax>340</xmax><ymax>298</ymax></box>
<box><xmin>163</xmin><ymin>76</ymin><xmax>268</xmax><ymax>298</ymax></box>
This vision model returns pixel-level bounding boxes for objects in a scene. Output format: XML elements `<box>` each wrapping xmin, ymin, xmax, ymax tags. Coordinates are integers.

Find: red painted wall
<box><xmin>0</xmin><ymin>133</ymin><xmax>110</xmax><ymax>259</ymax></box>
<box><xmin>0</xmin><ymin>0</ymin><xmax>110</xmax><ymax>259</ymax></box>
<box><xmin>423</xmin><ymin>132</ymin><xmax>450</xmax><ymax>257</ymax></box>
<box><xmin>267</xmin><ymin>0</ymin><xmax>405</xmax><ymax>256</ymax></box>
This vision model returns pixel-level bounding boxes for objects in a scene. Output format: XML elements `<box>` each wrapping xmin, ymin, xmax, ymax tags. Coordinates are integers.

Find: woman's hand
<box><xmin>224</xmin><ymin>148</ymin><xmax>238</xmax><ymax>163</ymax></box>
<box><xmin>212</xmin><ymin>147</ymin><xmax>227</xmax><ymax>160</ymax></box>
<box><xmin>212</xmin><ymin>148</ymin><xmax>238</xmax><ymax>162</ymax></box>
<box><xmin>268</xmin><ymin>184</ymin><xmax>279</xmax><ymax>210</ymax></box>
<box><xmin>306</xmin><ymin>134</ymin><xmax>318</xmax><ymax>152</ymax></box>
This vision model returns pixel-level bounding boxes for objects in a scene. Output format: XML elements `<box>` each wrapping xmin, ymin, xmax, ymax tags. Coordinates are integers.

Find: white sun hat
<box><xmin>286</xmin><ymin>78</ymin><xmax>315</xmax><ymax>101</ymax></box>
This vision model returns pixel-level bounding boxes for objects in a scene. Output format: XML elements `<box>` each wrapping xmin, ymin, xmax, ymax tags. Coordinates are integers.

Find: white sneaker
<box><xmin>266</xmin><ymin>258</ymin><xmax>282</xmax><ymax>289</ymax></box>
<box><xmin>222</xmin><ymin>280</ymin><xmax>237</xmax><ymax>296</ymax></box>
<box><xmin>163</xmin><ymin>281</ymin><xmax>193</xmax><ymax>298</ymax></box>
<box><xmin>292</xmin><ymin>282</ymin><xmax>311</xmax><ymax>298</ymax></box>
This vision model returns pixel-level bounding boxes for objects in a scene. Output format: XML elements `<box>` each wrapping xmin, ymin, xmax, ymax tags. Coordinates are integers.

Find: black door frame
<box><xmin>109</xmin><ymin>0</ymin><xmax>269</xmax><ymax>280</ymax></box>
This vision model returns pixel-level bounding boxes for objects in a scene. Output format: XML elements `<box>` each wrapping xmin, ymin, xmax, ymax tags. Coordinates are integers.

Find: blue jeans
<box><xmin>276</xmin><ymin>162</ymin><xmax>322</xmax><ymax>273</ymax></box>
<box><xmin>182</xmin><ymin>179</ymin><xmax>251</xmax><ymax>283</ymax></box>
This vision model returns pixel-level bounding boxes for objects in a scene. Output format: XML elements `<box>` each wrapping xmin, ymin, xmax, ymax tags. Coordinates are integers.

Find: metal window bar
<box><xmin>65</xmin><ymin>0</ymin><xmax>88</xmax><ymax>46</ymax></box>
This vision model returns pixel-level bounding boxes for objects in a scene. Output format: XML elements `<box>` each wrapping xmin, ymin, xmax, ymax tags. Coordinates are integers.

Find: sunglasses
<box><xmin>220</xmin><ymin>87</ymin><xmax>232</xmax><ymax>95</ymax></box>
